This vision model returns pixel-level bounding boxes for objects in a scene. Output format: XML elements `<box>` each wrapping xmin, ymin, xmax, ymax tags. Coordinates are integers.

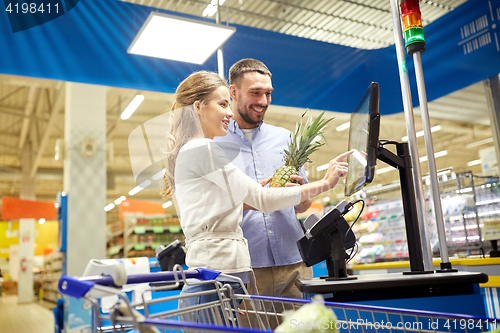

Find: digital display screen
<box><xmin>345</xmin><ymin>83</ymin><xmax>378</xmax><ymax>196</ymax></box>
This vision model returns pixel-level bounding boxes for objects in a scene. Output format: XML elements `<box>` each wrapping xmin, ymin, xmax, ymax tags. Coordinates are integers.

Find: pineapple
<box><xmin>270</xmin><ymin>110</ymin><xmax>333</xmax><ymax>187</ymax></box>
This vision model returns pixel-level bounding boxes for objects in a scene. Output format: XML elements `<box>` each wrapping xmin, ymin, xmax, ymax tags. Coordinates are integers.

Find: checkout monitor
<box><xmin>345</xmin><ymin>82</ymin><xmax>380</xmax><ymax>197</ymax></box>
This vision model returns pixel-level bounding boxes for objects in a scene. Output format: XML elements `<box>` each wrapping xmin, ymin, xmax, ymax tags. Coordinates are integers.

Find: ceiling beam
<box><xmin>0</xmin><ymin>86</ymin><xmax>25</xmax><ymax>103</ymax></box>
<box><xmin>18</xmin><ymin>87</ymin><xmax>39</xmax><ymax>149</ymax></box>
<box><xmin>30</xmin><ymin>86</ymin><xmax>64</xmax><ymax>177</ymax></box>
<box><xmin>0</xmin><ymin>106</ymin><xmax>48</xmax><ymax>121</ymax></box>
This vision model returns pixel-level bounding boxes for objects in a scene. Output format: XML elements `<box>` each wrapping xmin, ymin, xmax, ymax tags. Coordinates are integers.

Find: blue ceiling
<box><xmin>0</xmin><ymin>0</ymin><xmax>499</xmax><ymax>115</ymax></box>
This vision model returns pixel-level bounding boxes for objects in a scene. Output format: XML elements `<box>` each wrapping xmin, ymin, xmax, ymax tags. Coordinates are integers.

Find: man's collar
<box><xmin>230</xmin><ymin>119</ymin><xmax>264</xmax><ymax>133</ymax></box>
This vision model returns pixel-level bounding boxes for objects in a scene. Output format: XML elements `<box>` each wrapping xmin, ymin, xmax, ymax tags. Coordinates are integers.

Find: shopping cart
<box><xmin>58</xmin><ymin>265</ymin><xmax>498</xmax><ymax>333</ymax></box>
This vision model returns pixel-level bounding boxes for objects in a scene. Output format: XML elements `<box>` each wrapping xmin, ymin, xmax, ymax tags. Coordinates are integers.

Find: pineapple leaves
<box><xmin>283</xmin><ymin>110</ymin><xmax>334</xmax><ymax>169</ymax></box>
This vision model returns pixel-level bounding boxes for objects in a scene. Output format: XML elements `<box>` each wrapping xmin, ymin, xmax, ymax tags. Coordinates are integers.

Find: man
<box><xmin>214</xmin><ymin>58</ymin><xmax>313</xmax><ymax>300</ymax></box>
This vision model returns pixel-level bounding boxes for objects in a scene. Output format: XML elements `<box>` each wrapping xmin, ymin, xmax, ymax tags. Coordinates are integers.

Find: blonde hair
<box><xmin>161</xmin><ymin>71</ymin><xmax>228</xmax><ymax>198</ymax></box>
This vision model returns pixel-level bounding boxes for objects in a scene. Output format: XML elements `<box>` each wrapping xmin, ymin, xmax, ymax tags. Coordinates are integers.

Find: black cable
<box><xmin>346</xmin><ymin>243</ymin><xmax>359</xmax><ymax>264</ymax></box>
<box><xmin>379</xmin><ymin>140</ymin><xmax>399</xmax><ymax>146</ymax></box>
<box><xmin>344</xmin><ymin>199</ymin><xmax>365</xmax><ymax>240</ymax></box>
<box><xmin>343</xmin><ymin>200</ymin><xmax>365</xmax><ymax>263</ymax></box>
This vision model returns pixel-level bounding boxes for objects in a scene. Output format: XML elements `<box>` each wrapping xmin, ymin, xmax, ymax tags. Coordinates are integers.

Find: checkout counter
<box><xmin>297</xmin><ymin>257</ymin><xmax>500</xmax><ymax>317</ymax></box>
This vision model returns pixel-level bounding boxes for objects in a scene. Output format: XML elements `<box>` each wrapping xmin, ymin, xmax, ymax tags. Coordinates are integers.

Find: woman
<box><xmin>162</xmin><ymin>71</ymin><xmax>351</xmax><ymax>309</ymax></box>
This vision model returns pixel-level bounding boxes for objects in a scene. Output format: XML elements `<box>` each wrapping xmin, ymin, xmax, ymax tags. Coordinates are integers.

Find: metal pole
<box><xmin>413</xmin><ymin>51</ymin><xmax>450</xmax><ymax>265</ymax></box>
<box><xmin>216</xmin><ymin>2</ymin><xmax>224</xmax><ymax>79</ymax></box>
<box><xmin>389</xmin><ymin>0</ymin><xmax>433</xmax><ymax>271</ymax></box>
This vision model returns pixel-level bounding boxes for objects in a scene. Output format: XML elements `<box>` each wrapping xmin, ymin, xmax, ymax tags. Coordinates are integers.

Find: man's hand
<box><xmin>260</xmin><ymin>176</ymin><xmax>272</xmax><ymax>187</ymax></box>
<box><xmin>243</xmin><ymin>176</ymin><xmax>273</xmax><ymax>211</ymax></box>
<box><xmin>287</xmin><ymin>175</ymin><xmax>313</xmax><ymax>213</ymax></box>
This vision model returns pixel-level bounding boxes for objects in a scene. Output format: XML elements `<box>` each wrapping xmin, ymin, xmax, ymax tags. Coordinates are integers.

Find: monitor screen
<box><xmin>345</xmin><ymin>82</ymin><xmax>380</xmax><ymax>197</ymax></box>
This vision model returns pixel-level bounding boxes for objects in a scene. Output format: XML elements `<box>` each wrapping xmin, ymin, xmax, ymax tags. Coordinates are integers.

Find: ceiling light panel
<box><xmin>128</xmin><ymin>12</ymin><xmax>236</xmax><ymax>65</ymax></box>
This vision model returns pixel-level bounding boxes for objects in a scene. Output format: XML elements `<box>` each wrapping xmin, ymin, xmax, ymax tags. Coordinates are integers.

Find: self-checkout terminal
<box><xmin>295</xmin><ymin>82</ymin><xmax>488</xmax><ymax>316</ymax></box>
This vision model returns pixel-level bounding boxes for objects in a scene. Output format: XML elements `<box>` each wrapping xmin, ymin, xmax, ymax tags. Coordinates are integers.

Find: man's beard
<box><xmin>238</xmin><ymin>104</ymin><xmax>265</xmax><ymax>126</ymax></box>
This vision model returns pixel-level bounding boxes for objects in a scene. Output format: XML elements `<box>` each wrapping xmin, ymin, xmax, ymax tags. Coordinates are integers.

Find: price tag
<box><xmin>134</xmin><ymin>226</ymin><xmax>146</xmax><ymax>234</ymax></box>
<box><xmin>169</xmin><ymin>226</ymin><xmax>181</xmax><ymax>233</ymax></box>
<box><xmin>134</xmin><ymin>243</ymin><xmax>146</xmax><ymax>251</ymax></box>
<box><xmin>153</xmin><ymin>226</ymin><xmax>164</xmax><ymax>234</ymax></box>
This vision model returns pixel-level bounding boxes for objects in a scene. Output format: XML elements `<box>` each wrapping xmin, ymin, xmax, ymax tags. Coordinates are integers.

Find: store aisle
<box><xmin>0</xmin><ymin>295</ymin><xmax>54</xmax><ymax>333</ymax></box>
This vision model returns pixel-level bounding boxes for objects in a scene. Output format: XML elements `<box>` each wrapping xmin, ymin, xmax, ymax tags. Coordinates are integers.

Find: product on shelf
<box><xmin>351</xmin><ymin>172</ymin><xmax>487</xmax><ymax>263</ymax></box>
<box><xmin>114</xmin><ymin>214</ymin><xmax>185</xmax><ymax>258</ymax></box>
<box><xmin>40</xmin><ymin>251</ymin><xmax>63</xmax><ymax>302</ymax></box>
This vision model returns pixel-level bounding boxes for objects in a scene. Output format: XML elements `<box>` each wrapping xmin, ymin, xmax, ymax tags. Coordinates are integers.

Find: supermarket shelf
<box><xmin>107</xmin><ymin>244</ymin><xmax>124</xmax><ymax>256</ymax></box>
<box><xmin>41</xmin><ymin>266</ymin><xmax>62</xmax><ymax>273</ymax></box>
<box><xmin>107</xmin><ymin>229</ymin><xmax>124</xmax><ymax>240</ymax></box>
<box><xmin>121</xmin><ymin>215</ymin><xmax>184</xmax><ymax>258</ymax></box>
<box><xmin>41</xmin><ymin>277</ymin><xmax>60</xmax><ymax>283</ymax></box>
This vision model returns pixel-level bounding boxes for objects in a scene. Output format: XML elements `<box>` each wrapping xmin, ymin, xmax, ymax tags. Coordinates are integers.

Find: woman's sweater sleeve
<box><xmin>179</xmin><ymin>139</ymin><xmax>302</xmax><ymax>214</ymax></box>
<box><xmin>240</xmin><ymin>172</ymin><xmax>302</xmax><ymax>214</ymax></box>
<box><xmin>209</xmin><ymin>141</ymin><xmax>301</xmax><ymax>213</ymax></box>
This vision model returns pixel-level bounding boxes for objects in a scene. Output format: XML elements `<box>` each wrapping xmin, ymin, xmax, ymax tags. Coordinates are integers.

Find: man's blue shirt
<box><xmin>214</xmin><ymin>119</ymin><xmax>308</xmax><ymax>268</ymax></box>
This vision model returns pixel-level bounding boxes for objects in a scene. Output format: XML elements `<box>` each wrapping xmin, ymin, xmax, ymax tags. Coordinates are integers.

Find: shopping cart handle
<box><xmin>58</xmin><ymin>268</ymin><xmax>222</xmax><ymax>297</ymax></box>
<box><xmin>58</xmin><ymin>276</ymin><xmax>95</xmax><ymax>298</ymax></box>
<box><xmin>194</xmin><ymin>268</ymin><xmax>221</xmax><ymax>281</ymax></box>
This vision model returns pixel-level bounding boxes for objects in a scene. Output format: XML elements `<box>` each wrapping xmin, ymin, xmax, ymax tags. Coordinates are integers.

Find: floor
<box><xmin>0</xmin><ymin>295</ymin><xmax>55</xmax><ymax>333</ymax></box>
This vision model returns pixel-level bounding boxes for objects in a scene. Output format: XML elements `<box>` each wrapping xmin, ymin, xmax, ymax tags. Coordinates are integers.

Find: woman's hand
<box><xmin>323</xmin><ymin>150</ymin><xmax>353</xmax><ymax>189</ymax></box>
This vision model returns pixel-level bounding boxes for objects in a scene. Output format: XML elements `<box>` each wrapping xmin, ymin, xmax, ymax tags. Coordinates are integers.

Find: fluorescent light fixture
<box><xmin>162</xmin><ymin>201</ymin><xmax>173</xmax><ymax>208</ymax></box>
<box><xmin>104</xmin><ymin>203</ymin><xmax>115</xmax><ymax>212</ymax></box>
<box><xmin>419</xmin><ymin>150</ymin><xmax>447</xmax><ymax>162</ymax></box>
<box><xmin>38</xmin><ymin>218</ymin><xmax>46</xmax><ymax>225</ymax></box>
<box><xmin>128</xmin><ymin>180</ymin><xmax>151</xmax><ymax>196</ymax></box>
<box><xmin>152</xmin><ymin>168</ymin><xmax>165</xmax><ymax>180</ymax></box>
<box><xmin>114</xmin><ymin>198</ymin><xmax>123</xmax><ymax>205</ymax></box>
<box><xmin>466</xmin><ymin>159</ymin><xmax>482</xmax><ymax>167</ymax></box>
<box><xmin>203</xmin><ymin>0</ymin><xmax>226</xmax><ymax>17</ymax></box>
<box><xmin>316</xmin><ymin>163</ymin><xmax>329</xmax><ymax>172</ymax></box>
<box><xmin>128</xmin><ymin>12</ymin><xmax>236</xmax><ymax>65</ymax></box>
<box><xmin>54</xmin><ymin>202</ymin><xmax>59</xmax><ymax>208</ymax></box>
<box><xmin>465</xmin><ymin>137</ymin><xmax>493</xmax><ymax>149</ymax></box>
<box><xmin>455</xmin><ymin>187</ymin><xmax>473</xmax><ymax>194</ymax></box>
<box><xmin>437</xmin><ymin>169</ymin><xmax>451</xmax><ymax>177</ymax></box>
<box><xmin>121</xmin><ymin>94</ymin><xmax>144</xmax><ymax>120</ymax></box>
<box><xmin>336</xmin><ymin>121</ymin><xmax>350</xmax><ymax>132</ymax></box>
<box><xmin>120</xmin><ymin>196</ymin><xmax>126</xmax><ymax>201</ymax></box>
<box><xmin>363</xmin><ymin>181</ymin><xmax>401</xmax><ymax>193</ymax></box>
<box><xmin>402</xmin><ymin>125</ymin><xmax>441</xmax><ymax>142</ymax></box>
<box><xmin>376</xmin><ymin>166</ymin><xmax>394</xmax><ymax>174</ymax></box>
